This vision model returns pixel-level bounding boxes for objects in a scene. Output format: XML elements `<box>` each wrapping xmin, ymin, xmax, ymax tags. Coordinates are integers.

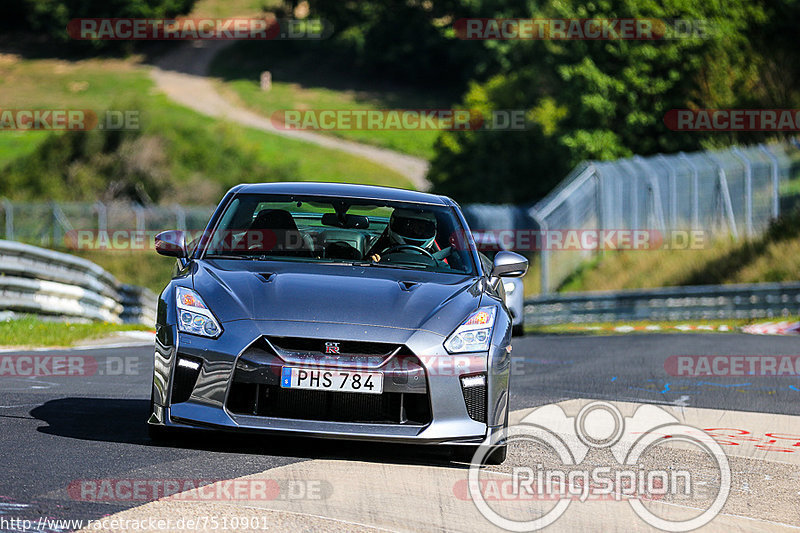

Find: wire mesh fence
<box><xmin>0</xmin><ymin>200</ymin><xmax>215</xmax><ymax>248</ymax></box>
<box><xmin>529</xmin><ymin>142</ymin><xmax>799</xmax><ymax>293</ymax></box>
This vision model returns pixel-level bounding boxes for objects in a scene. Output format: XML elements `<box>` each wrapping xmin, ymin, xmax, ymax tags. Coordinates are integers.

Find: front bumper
<box><xmin>150</xmin><ymin>319</ymin><xmax>511</xmax><ymax>446</ymax></box>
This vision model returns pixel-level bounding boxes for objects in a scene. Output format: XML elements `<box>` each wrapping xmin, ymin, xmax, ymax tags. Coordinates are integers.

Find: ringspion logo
<box><xmin>467</xmin><ymin>401</ymin><xmax>730</xmax><ymax>531</ymax></box>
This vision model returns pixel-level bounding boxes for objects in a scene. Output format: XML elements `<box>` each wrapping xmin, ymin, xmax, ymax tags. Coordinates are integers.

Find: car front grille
<box><xmin>227</xmin><ymin>339</ymin><xmax>431</xmax><ymax>425</ymax></box>
<box><xmin>227</xmin><ymin>382</ymin><xmax>431</xmax><ymax>425</ymax></box>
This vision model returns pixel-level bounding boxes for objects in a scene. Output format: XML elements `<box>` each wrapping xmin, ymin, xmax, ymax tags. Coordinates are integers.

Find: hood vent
<box><xmin>398</xmin><ymin>280</ymin><xmax>420</xmax><ymax>292</ymax></box>
<box><xmin>257</xmin><ymin>272</ymin><xmax>276</xmax><ymax>283</ymax></box>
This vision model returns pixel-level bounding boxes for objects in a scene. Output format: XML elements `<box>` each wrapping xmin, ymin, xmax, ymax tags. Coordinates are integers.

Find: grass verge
<box><xmin>556</xmin><ymin>211</ymin><xmax>800</xmax><ymax>294</ymax></box>
<box><xmin>0</xmin><ymin>51</ymin><xmax>412</xmax><ymax>203</ymax></box>
<box><xmin>209</xmin><ymin>40</ymin><xmax>455</xmax><ymax>160</ymax></box>
<box><xmin>525</xmin><ymin>317</ymin><xmax>790</xmax><ymax>335</ymax></box>
<box><xmin>0</xmin><ymin>315</ymin><xmax>150</xmax><ymax>347</ymax></box>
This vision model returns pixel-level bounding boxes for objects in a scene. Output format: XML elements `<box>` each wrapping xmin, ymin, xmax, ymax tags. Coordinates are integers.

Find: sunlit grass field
<box><xmin>0</xmin><ymin>315</ymin><xmax>150</xmax><ymax>347</ymax></box>
<box><xmin>0</xmin><ymin>53</ymin><xmax>413</xmax><ymax>195</ymax></box>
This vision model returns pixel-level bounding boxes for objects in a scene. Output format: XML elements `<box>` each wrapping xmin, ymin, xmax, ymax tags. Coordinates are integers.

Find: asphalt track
<box><xmin>1</xmin><ymin>333</ymin><xmax>798</xmax><ymax>532</ymax></box>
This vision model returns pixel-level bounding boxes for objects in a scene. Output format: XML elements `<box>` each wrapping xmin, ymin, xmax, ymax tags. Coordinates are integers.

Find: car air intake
<box><xmin>227</xmin><ymin>384</ymin><xmax>431</xmax><ymax>425</ymax></box>
<box><xmin>460</xmin><ymin>374</ymin><xmax>487</xmax><ymax>423</ymax></box>
<box><xmin>171</xmin><ymin>355</ymin><xmax>202</xmax><ymax>404</ymax></box>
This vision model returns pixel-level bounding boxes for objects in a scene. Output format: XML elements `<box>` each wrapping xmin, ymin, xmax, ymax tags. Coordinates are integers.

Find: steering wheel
<box><xmin>380</xmin><ymin>244</ymin><xmax>435</xmax><ymax>259</ymax></box>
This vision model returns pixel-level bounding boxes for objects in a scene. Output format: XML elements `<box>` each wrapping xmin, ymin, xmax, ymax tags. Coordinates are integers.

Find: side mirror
<box><xmin>491</xmin><ymin>250</ymin><xmax>528</xmax><ymax>278</ymax></box>
<box><xmin>155</xmin><ymin>230</ymin><xmax>187</xmax><ymax>258</ymax></box>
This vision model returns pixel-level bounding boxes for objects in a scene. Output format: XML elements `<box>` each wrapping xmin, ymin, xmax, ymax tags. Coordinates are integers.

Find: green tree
<box><xmin>11</xmin><ymin>0</ymin><xmax>196</xmax><ymax>41</ymax></box>
<box><xmin>430</xmin><ymin>0</ymin><xmax>775</xmax><ymax>203</ymax></box>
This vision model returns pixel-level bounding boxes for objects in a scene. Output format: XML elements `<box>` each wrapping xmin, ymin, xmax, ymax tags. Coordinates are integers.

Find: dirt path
<box><xmin>150</xmin><ymin>41</ymin><xmax>430</xmax><ymax>190</ymax></box>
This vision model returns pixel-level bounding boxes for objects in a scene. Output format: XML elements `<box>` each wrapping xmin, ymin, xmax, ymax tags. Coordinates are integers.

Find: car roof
<box><xmin>232</xmin><ymin>182</ymin><xmax>451</xmax><ymax>206</ymax></box>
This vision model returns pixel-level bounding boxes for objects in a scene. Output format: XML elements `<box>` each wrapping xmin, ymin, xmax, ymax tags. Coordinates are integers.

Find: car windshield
<box><xmin>201</xmin><ymin>193</ymin><xmax>477</xmax><ymax>275</ymax></box>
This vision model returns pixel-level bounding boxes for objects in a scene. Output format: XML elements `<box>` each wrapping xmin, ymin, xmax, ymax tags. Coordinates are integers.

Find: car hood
<box><xmin>191</xmin><ymin>260</ymin><xmax>484</xmax><ymax>336</ymax></box>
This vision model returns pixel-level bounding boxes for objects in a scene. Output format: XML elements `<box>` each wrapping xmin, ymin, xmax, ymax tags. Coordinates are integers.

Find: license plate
<box><xmin>280</xmin><ymin>367</ymin><xmax>383</xmax><ymax>394</ymax></box>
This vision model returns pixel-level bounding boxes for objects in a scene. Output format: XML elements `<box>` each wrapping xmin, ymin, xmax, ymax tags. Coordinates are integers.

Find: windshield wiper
<box><xmin>204</xmin><ymin>254</ymin><xmax>258</xmax><ymax>260</ymax></box>
<box><xmin>352</xmin><ymin>261</ymin><xmax>427</xmax><ymax>270</ymax></box>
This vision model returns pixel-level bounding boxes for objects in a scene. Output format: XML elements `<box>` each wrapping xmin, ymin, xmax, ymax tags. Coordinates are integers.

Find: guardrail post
<box><xmin>619</xmin><ymin>160</ymin><xmax>640</xmax><ymax>230</ymax></box>
<box><xmin>657</xmin><ymin>154</ymin><xmax>678</xmax><ymax>229</ymax></box>
<box><xmin>759</xmin><ymin>144</ymin><xmax>780</xmax><ymax>220</ymax></box>
<box><xmin>731</xmin><ymin>147</ymin><xmax>754</xmax><ymax>237</ymax></box>
<box><xmin>133</xmin><ymin>205</ymin><xmax>145</xmax><ymax>234</ymax></box>
<box><xmin>51</xmin><ymin>202</ymin><xmax>58</xmax><ymax>246</ymax></box>
<box><xmin>708</xmin><ymin>154</ymin><xmax>739</xmax><ymax>240</ymax></box>
<box><xmin>529</xmin><ymin>207</ymin><xmax>549</xmax><ymax>294</ymax></box>
<box><xmin>679</xmin><ymin>152</ymin><xmax>699</xmax><ymax>229</ymax></box>
<box><xmin>174</xmin><ymin>204</ymin><xmax>186</xmax><ymax>232</ymax></box>
<box><xmin>53</xmin><ymin>203</ymin><xmax>74</xmax><ymax>248</ymax></box>
<box><xmin>593</xmin><ymin>166</ymin><xmax>604</xmax><ymax>257</ymax></box>
<box><xmin>94</xmin><ymin>202</ymin><xmax>107</xmax><ymax>233</ymax></box>
<box><xmin>633</xmin><ymin>156</ymin><xmax>667</xmax><ymax>233</ymax></box>
<box><xmin>1</xmin><ymin>198</ymin><xmax>12</xmax><ymax>241</ymax></box>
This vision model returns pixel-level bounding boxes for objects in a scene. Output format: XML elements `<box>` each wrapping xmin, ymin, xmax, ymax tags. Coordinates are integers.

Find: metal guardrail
<box><xmin>0</xmin><ymin>240</ymin><xmax>156</xmax><ymax>325</ymax></box>
<box><xmin>524</xmin><ymin>282</ymin><xmax>800</xmax><ymax>325</ymax></box>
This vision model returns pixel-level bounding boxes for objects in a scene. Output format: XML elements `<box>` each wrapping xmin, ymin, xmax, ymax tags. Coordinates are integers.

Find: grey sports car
<box><xmin>148</xmin><ymin>182</ymin><xmax>527</xmax><ymax>464</ymax></box>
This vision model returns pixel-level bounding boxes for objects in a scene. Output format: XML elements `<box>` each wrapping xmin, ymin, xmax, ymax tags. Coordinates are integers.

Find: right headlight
<box><xmin>444</xmin><ymin>306</ymin><xmax>497</xmax><ymax>353</ymax></box>
<box><xmin>176</xmin><ymin>287</ymin><xmax>222</xmax><ymax>338</ymax></box>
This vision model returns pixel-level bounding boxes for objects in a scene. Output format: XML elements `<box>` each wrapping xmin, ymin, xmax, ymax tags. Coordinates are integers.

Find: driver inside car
<box><xmin>368</xmin><ymin>208</ymin><xmax>449</xmax><ymax>263</ymax></box>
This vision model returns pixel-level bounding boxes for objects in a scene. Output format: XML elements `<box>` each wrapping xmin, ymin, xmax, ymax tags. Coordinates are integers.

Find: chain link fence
<box><xmin>529</xmin><ymin>142</ymin><xmax>799</xmax><ymax>293</ymax></box>
<box><xmin>0</xmin><ymin>201</ymin><xmax>215</xmax><ymax>247</ymax></box>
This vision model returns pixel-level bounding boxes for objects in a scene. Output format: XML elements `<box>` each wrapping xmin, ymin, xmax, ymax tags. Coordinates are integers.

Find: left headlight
<box><xmin>176</xmin><ymin>286</ymin><xmax>222</xmax><ymax>338</ymax></box>
<box><xmin>444</xmin><ymin>306</ymin><xmax>497</xmax><ymax>353</ymax></box>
